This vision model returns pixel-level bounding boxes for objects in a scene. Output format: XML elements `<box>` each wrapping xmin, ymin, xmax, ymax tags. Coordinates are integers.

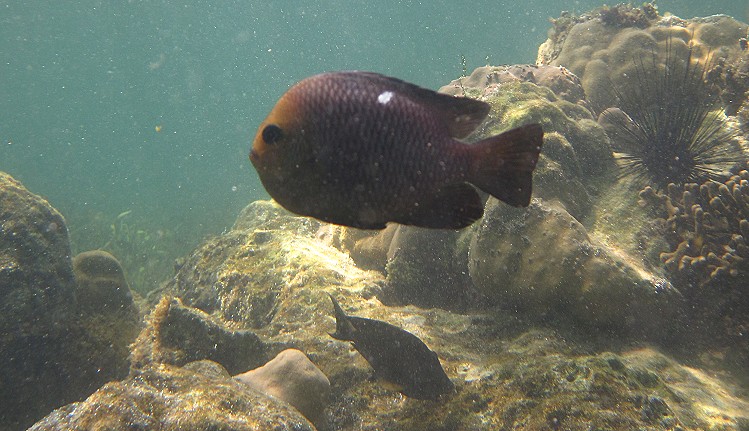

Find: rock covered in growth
<box><xmin>439</xmin><ymin>64</ymin><xmax>588</xmax><ymax>106</ymax></box>
<box><xmin>29</xmin><ymin>360</ymin><xmax>316</xmax><ymax>431</ymax></box>
<box><xmin>478</xmin><ymin>80</ymin><xmax>614</xmax><ymax>218</ymax></box>
<box><xmin>0</xmin><ymin>173</ymin><xmax>76</xmax><ymax>334</ymax></box>
<box><xmin>469</xmin><ymin>198</ymin><xmax>683</xmax><ymax>336</ymax></box>
<box><xmin>1</xmin><ymin>172</ymin><xmax>77</xmax><ymax>429</ymax></box>
<box><xmin>130</xmin><ymin>296</ymin><xmax>267</xmax><ymax>374</ymax></box>
<box><xmin>157</xmin><ymin>199</ymin><xmax>385</xmax><ymax>329</ymax></box>
<box><xmin>54</xmin><ymin>193</ymin><xmax>745</xmax><ymax>430</ymax></box>
<box><xmin>0</xmin><ymin>172</ymin><xmax>140</xmax><ymax>430</ymax></box>
<box><xmin>235</xmin><ymin>349</ymin><xmax>330</xmax><ymax>428</ymax></box>
<box><xmin>538</xmin><ymin>4</ymin><xmax>748</xmax><ymax>112</ymax></box>
<box><xmin>383</xmin><ymin>225</ymin><xmax>478</xmax><ymax>311</ymax></box>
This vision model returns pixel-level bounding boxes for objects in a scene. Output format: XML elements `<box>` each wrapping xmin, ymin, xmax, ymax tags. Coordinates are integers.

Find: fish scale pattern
<box><xmin>296</xmin><ymin>73</ymin><xmax>469</xmax><ymax>210</ymax></box>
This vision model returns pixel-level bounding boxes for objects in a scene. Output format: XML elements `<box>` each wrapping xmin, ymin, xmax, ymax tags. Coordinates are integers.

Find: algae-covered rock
<box><xmin>0</xmin><ymin>172</ymin><xmax>78</xmax><ymax>429</ymax></box>
<box><xmin>439</xmin><ymin>64</ymin><xmax>587</xmax><ymax>106</ymax></box>
<box><xmin>469</xmin><ymin>198</ymin><xmax>683</xmax><ymax>336</ymax></box>
<box><xmin>130</xmin><ymin>296</ymin><xmax>267</xmax><ymax>374</ymax></box>
<box><xmin>384</xmin><ymin>225</ymin><xmax>478</xmax><ymax>311</ymax></box>
<box><xmin>29</xmin><ymin>361</ymin><xmax>316</xmax><ymax>431</ymax></box>
<box><xmin>128</xmin><ymin>198</ymin><xmax>747</xmax><ymax>430</ymax></box>
<box><xmin>477</xmin><ymin>80</ymin><xmax>614</xmax><ymax>219</ymax></box>
<box><xmin>157</xmin><ymin>200</ymin><xmax>385</xmax><ymax>330</ymax></box>
<box><xmin>0</xmin><ymin>172</ymin><xmax>142</xmax><ymax>431</ymax></box>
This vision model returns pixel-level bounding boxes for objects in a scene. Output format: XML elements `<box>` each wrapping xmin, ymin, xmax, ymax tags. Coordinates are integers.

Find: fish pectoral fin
<box><xmin>394</xmin><ymin>183</ymin><xmax>483</xmax><ymax>229</ymax></box>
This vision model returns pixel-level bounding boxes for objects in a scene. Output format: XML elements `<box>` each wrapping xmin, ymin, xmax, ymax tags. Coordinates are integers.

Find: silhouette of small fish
<box><xmin>250</xmin><ymin>71</ymin><xmax>543</xmax><ymax>229</ymax></box>
<box><xmin>327</xmin><ymin>294</ymin><xmax>453</xmax><ymax>400</ymax></box>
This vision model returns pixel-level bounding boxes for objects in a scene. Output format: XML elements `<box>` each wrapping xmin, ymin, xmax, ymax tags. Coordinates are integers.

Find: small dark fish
<box><xmin>327</xmin><ymin>294</ymin><xmax>453</xmax><ymax>400</ymax></box>
<box><xmin>250</xmin><ymin>71</ymin><xmax>543</xmax><ymax>230</ymax></box>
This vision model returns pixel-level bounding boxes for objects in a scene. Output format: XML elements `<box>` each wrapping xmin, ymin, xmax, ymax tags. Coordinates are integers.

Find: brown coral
<box><xmin>640</xmin><ymin>165</ymin><xmax>749</xmax><ymax>286</ymax></box>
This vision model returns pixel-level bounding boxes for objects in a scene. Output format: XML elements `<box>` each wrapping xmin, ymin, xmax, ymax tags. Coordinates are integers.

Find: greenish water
<box><xmin>1</xmin><ymin>1</ymin><xmax>746</xmax><ymax>293</ymax></box>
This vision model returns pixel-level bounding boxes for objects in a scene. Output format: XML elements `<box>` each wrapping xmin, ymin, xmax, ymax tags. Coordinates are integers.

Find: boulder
<box><xmin>469</xmin><ymin>198</ymin><xmax>684</xmax><ymax>337</ymax></box>
<box><xmin>29</xmin><ymin>361</ymin><xmax>315</xmax><ymax>431</ymax></box>
<box><xmin>235</xmin><ymin>349</ymin><xmax>330</xmax><ymax>427</ymax></box>
<box><xmin>0</xmin><ymin>172</ymin><xmax>142</xmax><ymax>430</ymax></box>
<box><xmin>72</xmin><ymin>250</ymin><xmax>134</xmax><ymax>313</ymax></box>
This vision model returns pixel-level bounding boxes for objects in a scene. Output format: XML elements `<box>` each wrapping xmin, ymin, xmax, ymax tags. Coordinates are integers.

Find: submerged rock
<box><xmin>156</xmin><ymin>200</ymin><xmax>385</xmax><ymax>329</ymax></box>
<box><xmin>538</xmin><ymin>5</ymin><xmax>748</xmax><ymax>112</ymax></box>
<box><xmin>0</xmin><ymin>172</ymin><xmax>78</xmax><ymax>430</ymax></box>
<box><xmin>29</xmin><ymin>360</ymin><xmax>315</xmax><ymax>431</ymax></box>
<box><xmin>235</xmin><ymin>349</ymin><xmax>330</xmax><ymax>427</ymax></box>
<box><xmin>73</xmin><ymin>250</ymin><xmax>134</xmax><ymax>313</ymax></box>
<box><xmin>384</xmin><ymin>225</ymin><xmax>478</xmax><ymax>311</ymax></box>
<box><xmin>0</xmin><ymin>172</ymin><xmax>141</xmax><ymax>431</ymax></box>
<box><xmin>130</xmin><ymin>296</ymin><xmax>267</xmax><ymax>374</ymax></box>
<box><xmin>469</xmin><ymin>198</ymin><xmax>683</xmax><ymax>336</ymax></box>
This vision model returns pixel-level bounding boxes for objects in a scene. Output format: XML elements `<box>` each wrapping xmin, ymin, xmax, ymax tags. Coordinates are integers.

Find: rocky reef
<box><xmin>537</xmin><ymin>3</ymin><xmax>749</xmax><ymax>113</ymax></box>
<box><xmin>29</xmin><ymin>359</ymin><xmax>316</xmax><ymax>431</ymax></box>
<box><xmin>29</xmin><ymin>197</ymin><xmax>746</xmax><ymax>430</ymax></box>
<box><xmin>10</xmin><ymin>3</ymin><xmax>749</xmax><ymax>431</ymax></box>
<box><xmin>0</xmin><ymin>172</ymin><xmax>142</xmax><ymax>431</ymax></box>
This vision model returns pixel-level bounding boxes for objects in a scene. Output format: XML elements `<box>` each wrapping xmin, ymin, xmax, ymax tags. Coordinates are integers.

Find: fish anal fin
<box><xmin>393</xmin><ymin>183</ymin><xmax>483</xmax><ymax>229</ymax></box>
<box><xmin>468</xmin><ymin>123</ymin><xmax>543</xmax><ymax>207</ymax></box>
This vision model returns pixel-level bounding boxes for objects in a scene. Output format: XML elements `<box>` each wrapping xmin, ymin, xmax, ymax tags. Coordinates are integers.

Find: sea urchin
<box><xmin>600</xmin><ymin>37</ymin><xmax>744</xmax><ymax>189</ymax></box>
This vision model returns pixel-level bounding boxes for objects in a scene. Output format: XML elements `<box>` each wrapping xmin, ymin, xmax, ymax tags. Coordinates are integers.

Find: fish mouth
<box><xmin>249</xmin><ymin>149</ymin><xmax>259</xmax><ymax>162</ymax></box>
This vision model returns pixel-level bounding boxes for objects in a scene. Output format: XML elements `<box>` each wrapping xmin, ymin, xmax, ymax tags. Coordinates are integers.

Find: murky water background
<box><xmin>1</xmin><ymin>1</ymin><xmax>746</xmax><ymax>293</ymax></box>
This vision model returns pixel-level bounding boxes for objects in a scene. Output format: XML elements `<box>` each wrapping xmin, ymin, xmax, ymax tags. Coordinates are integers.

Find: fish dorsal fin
<box><xmin>335</xmin><ymin>71</ymin><xmax>490</xmax><ymax>138</ymax></box>
<box><xmin>328</xmin><ymin>294</ymin><xmax>357</xmax><ymax>341</ymax></box>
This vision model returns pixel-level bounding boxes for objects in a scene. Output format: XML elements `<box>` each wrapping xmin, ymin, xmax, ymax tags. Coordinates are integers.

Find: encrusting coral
<box><xmin>538</xmin><ymin>3</ymin><xmax>749</xmax><ymax>113</ymax></box>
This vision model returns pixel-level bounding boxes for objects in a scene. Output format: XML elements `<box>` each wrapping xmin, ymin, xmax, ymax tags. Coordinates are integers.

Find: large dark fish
<box><xmin>250</xmin><ymin>71</ymin><xmax>543</xmax><ymax>229</ymax></box>
<box><xmin>327</xmin><ymin>294</ymin><xmax>453</xmax><ymax>400</ymax></box>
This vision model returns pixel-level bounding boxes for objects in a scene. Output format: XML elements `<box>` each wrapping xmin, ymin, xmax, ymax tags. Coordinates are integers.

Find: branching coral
<box><xmin>639</xmin><ymin>164</ymin><xmax>749</xmax><ymax>286</ymax></box>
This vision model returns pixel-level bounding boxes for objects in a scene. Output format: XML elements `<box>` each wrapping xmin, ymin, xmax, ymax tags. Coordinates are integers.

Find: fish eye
<box><xmin>262</xmin><ymin>124</ymin><xmax>283</xmax><ymax>145</ymax></box>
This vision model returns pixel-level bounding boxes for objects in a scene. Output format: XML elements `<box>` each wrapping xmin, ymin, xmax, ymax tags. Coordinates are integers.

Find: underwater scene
<box><xmin>3</xmin><ymin>1</ymin><xmax>749</xmax><ymax>430</ymax></box>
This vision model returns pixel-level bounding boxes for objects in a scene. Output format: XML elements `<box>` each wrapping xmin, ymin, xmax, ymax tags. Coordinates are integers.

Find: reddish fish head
<box><xmin>250</xmin><ymin>82</ymin><xmax>315</xmax><ymax>198</ymax></box>
<box><xmin>251</xmin><ymin>88</ymin><xmax>300</xmax><ymax>171</ymax></box>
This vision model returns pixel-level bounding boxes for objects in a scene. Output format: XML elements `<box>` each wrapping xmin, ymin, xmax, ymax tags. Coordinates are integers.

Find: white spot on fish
<box><xmin>378</xmin><ymin>91</ymin><xmax>394</xmax><ymax>105</ymax></box>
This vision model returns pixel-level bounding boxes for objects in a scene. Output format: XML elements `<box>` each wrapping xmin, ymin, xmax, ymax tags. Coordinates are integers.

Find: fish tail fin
<box><xmin>328</xmin><ymin>294</ymin><xmax>356</xmax><ymax>341</ymax></box>
<box><xmin>467</xmin><ymin>123</ymin><xmax>543</xmax><ymax>207</ymax></box>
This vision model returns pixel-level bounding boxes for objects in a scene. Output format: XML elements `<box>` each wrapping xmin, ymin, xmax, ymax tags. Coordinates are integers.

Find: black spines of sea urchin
<box><xmin>601</xmin><ymin>37</ymin><xmax>744</xmax><ymax>190</ymax></box>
